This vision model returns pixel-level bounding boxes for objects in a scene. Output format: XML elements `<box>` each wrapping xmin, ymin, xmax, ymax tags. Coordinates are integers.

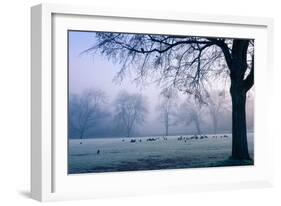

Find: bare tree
<box><xmin>114</xmin><ymin>91</ymin><xmax>147</xmax><ymax>137</ymax></box>
<box><xmin>156</xmin><ymin>87</ymin><xmax>178</xmax><ymax>136</ymax></box>
<box><xmin>85</xmin><ymin>33</ymin><xmax>254</xmax><ymax>160</ymax></box>
<box><xmin>176</xmin><ymin>98</ymin><xmax>204</xmax><ymax>135</ymax></box>
<box><xmin>205</xmin><ymin>89</ymin><xmax>229</xmax><ymax>134</ymax></box>
<box><xmin>69</xmin><ymin>89</ymin><xmax>106</xmax><ymax>144</ymax></box>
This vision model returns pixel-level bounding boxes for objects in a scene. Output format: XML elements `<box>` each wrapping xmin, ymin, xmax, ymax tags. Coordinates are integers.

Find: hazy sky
<box><xmin>69</xmin><ymin>31</ymin><xmax>180</xmax><ymax>135</ymax></box>
<box><xmin>69</xmin><ymin>31</ymin><xmax>164</xmax><ymax>100</ymax></box>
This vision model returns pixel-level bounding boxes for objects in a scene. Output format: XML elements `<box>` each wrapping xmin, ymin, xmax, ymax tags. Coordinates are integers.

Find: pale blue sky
<box><xmin>68</xmin><ymin>31</ymin><xmax>161</xmax><ymax>102</ymax></box>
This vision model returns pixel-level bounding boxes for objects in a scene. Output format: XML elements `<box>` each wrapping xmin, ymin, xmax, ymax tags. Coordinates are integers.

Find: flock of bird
<box><xmin>95</xmin><ymin>134</ymin><xmax>229</xmax><ymax>155</ymax></box>
<box><xmin>125</xmin><ymin>134</ymin><xmax>229</xmax><ymax>143</ymax></box>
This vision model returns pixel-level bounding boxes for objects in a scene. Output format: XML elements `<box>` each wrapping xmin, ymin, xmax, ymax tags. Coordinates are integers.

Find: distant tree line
<box><xmin>69</xmin><ymin>87</ymin><xmax>253</xmax><ymax>143</ymax></box>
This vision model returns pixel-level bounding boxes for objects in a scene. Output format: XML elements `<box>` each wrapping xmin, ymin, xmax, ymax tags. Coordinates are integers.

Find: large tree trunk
<box><xmin>227</xmin><ymin>39</ymin><xmax>252</xmax><ymax>160</ymax></box>
<box><xmin>230</xmin><ymin>83</ymin><xmax>250</xmax><ymax>160</ymax></box>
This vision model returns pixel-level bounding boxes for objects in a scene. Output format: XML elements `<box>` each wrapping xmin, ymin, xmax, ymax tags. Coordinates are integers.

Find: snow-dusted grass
<box><xmin>68</xmin><ymin>133</ymin><xmax>254</xmax><ymax>174</ymax></box>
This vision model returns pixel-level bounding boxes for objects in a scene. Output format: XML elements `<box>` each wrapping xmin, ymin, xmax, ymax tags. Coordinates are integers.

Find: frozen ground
<box><xmin>68</xmin><ymin>133</ymin><xmax>254</xmax><ymax>174</ymax></box>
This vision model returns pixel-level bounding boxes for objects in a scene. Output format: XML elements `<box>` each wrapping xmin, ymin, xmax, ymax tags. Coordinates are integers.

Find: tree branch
<box><xmin>111</xmin><ymin>38</ymin><xmax>213</xmax><ymax>54</ymax></box>
<box><xmin>207</xmin><ymin>38</ymin><xmax>232</xmax><ymax>69</ymax></box>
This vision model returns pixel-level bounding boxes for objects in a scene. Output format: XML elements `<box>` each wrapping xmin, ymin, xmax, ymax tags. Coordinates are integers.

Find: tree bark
<box><xmin>228</xmin><ymin>39</ymin><xmax>252</xmax><ymax>160</ymax></box>
<box><xmin>230</xmin><ymin>83</ymin><xmax>250</xmax><ymax>160</ymax></box>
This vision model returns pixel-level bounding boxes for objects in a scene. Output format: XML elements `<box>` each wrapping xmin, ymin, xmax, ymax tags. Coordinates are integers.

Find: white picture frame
<box><xmin>31</xmin><ymin>3</ymin><xmax>274</xmax><ymax>202</ymax></box>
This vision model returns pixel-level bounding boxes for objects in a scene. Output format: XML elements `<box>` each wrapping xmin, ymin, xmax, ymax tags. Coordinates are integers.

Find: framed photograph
<box><xmin>31</xmin><ymin>3</ymin><xmax>274</xmax><ymax>201</ymax></box>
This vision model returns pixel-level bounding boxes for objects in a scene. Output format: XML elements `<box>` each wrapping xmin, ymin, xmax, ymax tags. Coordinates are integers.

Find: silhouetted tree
<box><xmin>176</xmin><ymin>98</ymin><xmax>204</xmax><ymax>135</ymax></box>
<box><xmin>206</xmin><ymin>89</ymin><xmax>229</xmax><ymax>134</ymax></box>
<box><xmin>114</xmin><ymin>91</ymin><xmax>147</xmax><ymax>137</ymax></box>
<box><xmin>69</xmin><ymin>89</ymin><xmax>106</xmax><ymax>144</ymax></box>
<box><xmin>156</xmin><ymin>87</ymin><xmax>178</xmax><ymax>136</ymax></box>
<box><xmin>85</xmin><ymin>33</ymin><xmax>254</xmax><ymax>160</ymax></box>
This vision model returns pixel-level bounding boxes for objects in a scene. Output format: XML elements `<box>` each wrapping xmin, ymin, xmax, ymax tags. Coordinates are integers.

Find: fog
<box><xmin>69</xmin><ymin>31</ymin><xmax>254</xmax><ymax>139</ymax></box>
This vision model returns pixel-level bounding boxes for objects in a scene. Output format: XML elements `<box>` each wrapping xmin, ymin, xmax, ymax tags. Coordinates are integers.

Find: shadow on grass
<box><xmin>69</xmin><ymin>156</ymin><xmax>254</xmax><ymax>174</ymax></box>
<box><xmin>207</xmin><ymin>157</ymin><xmax>254</xmax><ymax>167</ymax></box>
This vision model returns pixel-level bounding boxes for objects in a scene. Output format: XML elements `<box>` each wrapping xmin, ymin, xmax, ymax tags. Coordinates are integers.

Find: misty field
<box><xmin>68</xmin><ymin>133</ymin><xmax>254</xmax><ymax>174</ymax></box>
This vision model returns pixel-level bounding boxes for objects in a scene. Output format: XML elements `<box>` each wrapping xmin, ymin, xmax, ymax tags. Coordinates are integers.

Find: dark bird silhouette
<box><xmin>141</xmin><ymin>48</ymin><xmax>144</xmax><ymax>53</ymax></box>
<box><xmin>97</xmin><ymin>149</ymin><xmax>100</xmax><ymax>155</ymax></box>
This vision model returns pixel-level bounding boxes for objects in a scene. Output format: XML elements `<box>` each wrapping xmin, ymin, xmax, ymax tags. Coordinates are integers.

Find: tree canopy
<box><xmin>84</xmin><ymin>33</ymin><xmax>254</xmax><ymax>103</ymax></box>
